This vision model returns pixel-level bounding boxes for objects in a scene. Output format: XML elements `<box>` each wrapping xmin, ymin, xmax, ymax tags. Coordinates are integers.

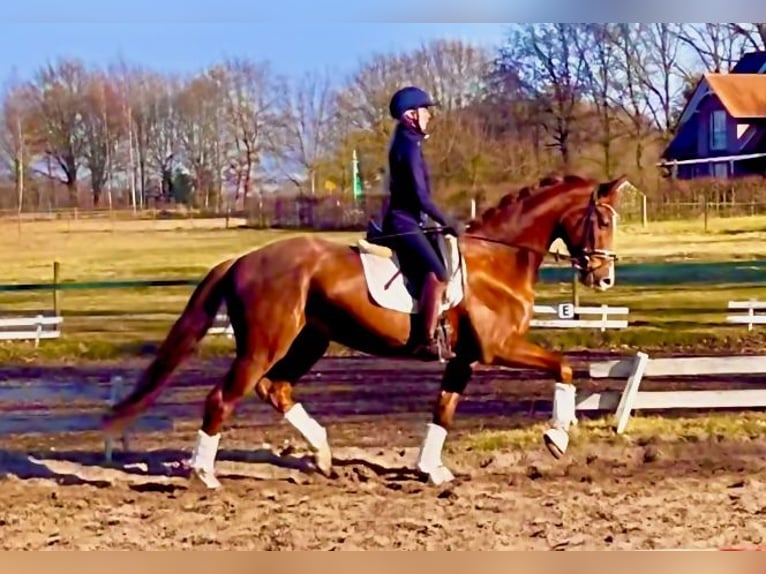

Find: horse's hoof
<box><xmin>426</xmin><ymin>465</ymin><xmax>455</xmax><ymax>486</ymax></box>
<box><xmin>416</xmin><ymin>463</ymin><xmax>455</xmax><ymax>486</ymax></box>
<box><xmin>315</xmin><ymin>446</ymin><xmax>334</xmax><ymax>477</ymax></box>
<box><xmin>190</xmin><ymin>467</ymin><xmax>221</xmax><ymax>490</ymax></box>
<box><xmin>543</xmin><ymin>428</ymin><xmax>569</xmax><ymax>460</ymax></box>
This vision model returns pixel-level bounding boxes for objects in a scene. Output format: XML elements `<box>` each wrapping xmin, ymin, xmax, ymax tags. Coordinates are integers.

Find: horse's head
<box><xmin>555</xmin><ymin>176</ymin><xmax>625</xmax><ymax>291</ymax></box>
<box><xmin>465</xmin><ymin>174</ymin><xmax>626</xmax><ymax>291</ymax></box>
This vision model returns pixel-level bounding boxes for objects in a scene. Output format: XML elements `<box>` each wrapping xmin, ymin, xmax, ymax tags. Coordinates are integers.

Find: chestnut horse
<box><xmin>103</xmin><ymin>173</ymin><xmax>624</xmax><ymax>488</ymax></box>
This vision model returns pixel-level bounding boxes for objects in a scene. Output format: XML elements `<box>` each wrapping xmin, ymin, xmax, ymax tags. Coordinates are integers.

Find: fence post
<box><xmin>571</xmin><ymin>271</ymin><xmax>580</xmax><ymax>316</ymax></box>
<box><xmin>52</xmin><ymin>261</ymin><xmax>61</xmax><ymax>316</ymax></box>
<box><xmin>703</xmin><ymin>193</ymin><xmax>709</xmax><ymax>233</ymax></box>
<box><xmin>641</xmin><ymin>195</ymin><xmax>647</xmax><ymax>228</ymax></box>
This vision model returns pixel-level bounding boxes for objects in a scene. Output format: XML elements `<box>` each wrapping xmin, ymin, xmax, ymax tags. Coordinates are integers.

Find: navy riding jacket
<box><xmin>382</xmin><ymin>123</ymin><xmax>449</xmax><ymax>231</ymax></box>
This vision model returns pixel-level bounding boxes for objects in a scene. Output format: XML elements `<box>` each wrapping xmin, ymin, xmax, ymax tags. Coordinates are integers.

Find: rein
<box><xmin>367</xmin><ymin>226</ymin><xmax>558</xmax><ymax>259</ymax></box>
<box><xmin>367</xmin><ymin>185</ymin><xmax>620</xmax><ymax>268</ymax></box>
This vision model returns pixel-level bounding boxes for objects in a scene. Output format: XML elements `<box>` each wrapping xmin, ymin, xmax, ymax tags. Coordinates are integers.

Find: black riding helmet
<box><xmin>389</xmin><ymin>86</ymin><xmax>439</xmax><ymax>120</ymax></box>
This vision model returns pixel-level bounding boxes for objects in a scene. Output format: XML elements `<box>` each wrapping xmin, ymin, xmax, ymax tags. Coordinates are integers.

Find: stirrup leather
<box><xmin>435</xmin><ymin>317</ymin><xmax>455</xmax><ymax>362</ymax></box>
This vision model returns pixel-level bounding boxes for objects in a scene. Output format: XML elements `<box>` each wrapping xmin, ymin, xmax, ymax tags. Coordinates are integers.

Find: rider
<box><xmin>382</xmin><ymin>85</ymin><xmax>461</xmax><ymax>360</ymax></box>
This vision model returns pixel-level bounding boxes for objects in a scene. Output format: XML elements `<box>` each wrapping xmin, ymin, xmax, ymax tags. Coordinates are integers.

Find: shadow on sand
<box><xmin>0</xmin><ymin>446</ymin><xmax>425</xmax><ymax>491</ymax></box>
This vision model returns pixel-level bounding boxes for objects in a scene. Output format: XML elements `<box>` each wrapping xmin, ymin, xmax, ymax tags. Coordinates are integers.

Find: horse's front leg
<box><xmin>414</xmin><ymin>357</ymin><xmax>473</xmax><ymax>486</ymax></box>
<box><xmin>488</xmin><ymin>336</ymin><xmax>577</xmax><ymax>459</ymax></box>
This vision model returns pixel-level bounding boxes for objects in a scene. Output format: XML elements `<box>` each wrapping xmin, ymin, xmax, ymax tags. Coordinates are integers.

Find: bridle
<box><xmin>460</xmin><ymin>185</ymin><xmax>620</xmax><ymax>274</ymax></box>
<box><xmin>561</xmin><ymin>186</ymin><xmax>620</xmax><ymax>275</ymax></box>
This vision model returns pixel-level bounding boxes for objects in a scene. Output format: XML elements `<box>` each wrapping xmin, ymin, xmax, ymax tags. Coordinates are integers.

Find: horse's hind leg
<box><xmin>255</xmin><ymin>325</ymin><xmax>332</xmax><ymax>475</ymax></box>
<box><xmin>416</xmin><ymin>356</ymin><xmax>474</xmax><ymax>485</ymax></box>
<box><xmin>190</xmin><ymin>353</ymin><xmax>272</xmax><ymax>489</ymax></box>
<box><xmin>190</xmin><ymin>316</ymin><xmax>306</xmax><ymax>488</ymax></box>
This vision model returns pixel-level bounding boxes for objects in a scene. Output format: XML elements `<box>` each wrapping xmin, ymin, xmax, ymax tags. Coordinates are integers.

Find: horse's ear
<box><xmin>599</xmin><ymin>175</ymin><xmax>629</xmax><ymax>201</ymax></box>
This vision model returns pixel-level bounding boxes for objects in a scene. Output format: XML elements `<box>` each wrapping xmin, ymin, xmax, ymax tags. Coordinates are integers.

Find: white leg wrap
<box><xmin>544</xmin><ymin>383</ymin><xmax>576</xmax><ymax>459</ymax></box>
<box><xmin>189</xmin><ymin>429</ymin><xmax>222</xmax><ymax>489</ymax></box>
<box><xmin>284</xmin><ymin>403</ymin><xmax>328</xmax><ymax>451</ymax></box>
<box><xmin>551</xmin><ymin>382</ymin><xmax>577</xmax><ymax>429</ymax></box>
<box><xmin>190</xmin><ymin>429</ymin><xmax>220</xmax><ymax>471</ymax></box>
<box><xmin>416</xmin><ymin>423</ymin><xmax>447</xmax><ymax>473</ymax></box>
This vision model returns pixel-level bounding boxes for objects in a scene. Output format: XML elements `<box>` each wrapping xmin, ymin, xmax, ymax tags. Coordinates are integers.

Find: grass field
<box><xmin>459</xmin><ymin>411</ymin><xmax>766</xmax><ymax>452</ymax></box>
<box><xmin>2</xmin><ymin>213</ymin><xmax>766</xmax><ymax>362</ymax></box>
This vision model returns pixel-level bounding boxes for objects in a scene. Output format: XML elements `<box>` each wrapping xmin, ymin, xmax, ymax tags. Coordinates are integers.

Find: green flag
<box><xmin>352</xmin><ymin>149</ymin><xmax>362</xmax><ymax>199</ymax></box>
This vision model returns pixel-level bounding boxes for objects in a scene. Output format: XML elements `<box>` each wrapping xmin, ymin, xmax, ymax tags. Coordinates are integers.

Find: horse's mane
<box><xmin>467</xmin><ymin>174</ymin><xmax>594</xmax><ymax>232</ymax></box>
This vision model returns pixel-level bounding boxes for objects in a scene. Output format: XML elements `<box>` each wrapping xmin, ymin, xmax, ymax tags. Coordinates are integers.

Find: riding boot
<box><xmin>413</xmin><ymin>276</ymin><xmax>455</xmax><ymax>360</ymax></box>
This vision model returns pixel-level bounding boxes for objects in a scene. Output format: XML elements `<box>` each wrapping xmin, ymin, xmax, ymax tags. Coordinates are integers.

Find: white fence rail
<box><xmin>530</xmin><ymin>304</ymin><xmax>629</xmax><ymax>331</ymax></box>
<box><xmin>726</xmin><ymin>300</ymin><xmax>766</xmax><ymax>331</ymax></box>
<box><xmin>209</xmin><ymin>313</ymin><xmax>233</xmax><ymax>338</ymax></box>
<box><xmin>581</xmin><ymin>351</ymin><xmax>766</xmax><ymax>433</ymax></box>
<box><xmin>0</xmin><ymin>314</ymin><xmax>63</xmax><ymax>347</ymax></box>
<box><xmin>208</xmin><ymin>304</ymin><xmax>630</xmax><ymax>337</ymax></box>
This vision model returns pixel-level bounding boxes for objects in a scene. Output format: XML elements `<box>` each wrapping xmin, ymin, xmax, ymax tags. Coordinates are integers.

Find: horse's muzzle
<box><xmin>575</xmin><ymin>252</ymin><xmax>616</xmax><ymax>291</ymax></box>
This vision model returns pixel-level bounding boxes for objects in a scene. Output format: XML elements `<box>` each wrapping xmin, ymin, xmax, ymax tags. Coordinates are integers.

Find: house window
<box><xmin>710</xmin><ymin>109</ymin><xmax>727</xmax><ymax>151</ymax></box>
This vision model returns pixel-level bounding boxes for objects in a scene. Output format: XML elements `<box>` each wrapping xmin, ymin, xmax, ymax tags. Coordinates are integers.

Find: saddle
<box><xmin>356</xmin><ymin>218</ymin><xmax>467</xmax><ymax>362</ymax></box>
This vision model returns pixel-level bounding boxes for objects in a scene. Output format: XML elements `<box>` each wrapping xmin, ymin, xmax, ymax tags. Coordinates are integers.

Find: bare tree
<box><xmin>573</xmin><ymin>23</ymin><xmax>622</xmax><ymax>177</ymax></box>
<box><xmin>218</xmin><ymin>58</ymin><xmax>281</xmax><ymax>204</ymax></box>
<box><xmin>334</xmin><ymin>51</ymin><xmax>416</xmax><ymax>182</ymax></box>
<box><xmin>108</xmin><ymin>58</ymin><xmax>154</xmax><ymax>210</ymax></box>
<box><xmin>637</xmin><ymin>23</ymin><xmax>687</xmax><ymax>137</ymax></box>
<box><xmin>675</xmin><ymin>23</ymin><xmax>747</xmax><ymax>75</ymax></box>
<box><xmin>496</xmin><ymin>23</ymin><xmax>589</xmax><ymax>170</ymax></box>
<box><xmin>0</xmin><ymin>75</ymin><xmax>33</xmax><ymax>212</ymax></box>
<box><xmin>409</xmin><ymin>39</ymin><xmax>492</xmax><ymax>186</ymax></box>
<box><xmin>275</xmin><ymin>69</ymin><xmax>337</xmax><ymax>194</ymax></box>
<box><xmin>80</xmin><ymin>72</ymin><xmax>126</xmax><ymax>205</ymax></box>
<box><xmin>142</xmin><ymin>73</ymin><xmax>182</xmax><ymax>203</ymax></box>
<box><xmin>176</xmin><ymin>68</ymin><xmax>244</xmax><ymax>209</ymax></box>
<box><xmin>610</xmin><ymin>23</ymin><xmax>657</xmax><ymax>176</ymax></box>
<box><xmin>728</xmin><ymin>22</ymin><xmax>766</xmax><ymax>51</ymax></box>
<box><xmin>24</xmin><ymin>59</ymin><xmax>90</xmax><ymax>204</ymax></box>
<box><xmin>412</xmin><ymin>39</ymin><xmax>491</xmax><ymax>112</ymax></box>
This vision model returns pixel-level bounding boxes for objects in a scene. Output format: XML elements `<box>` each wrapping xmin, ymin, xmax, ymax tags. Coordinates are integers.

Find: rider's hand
<box><xmin>444</xmin><ymin>217</ymin><xmax>465</xmax><ymax>237</ymax></box>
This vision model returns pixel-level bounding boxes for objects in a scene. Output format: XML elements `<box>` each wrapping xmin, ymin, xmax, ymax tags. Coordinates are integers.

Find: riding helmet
<box><xmin>389</xmin><ymin>86</ymin><xmax>439</xmax><ymax>120</ymax></box>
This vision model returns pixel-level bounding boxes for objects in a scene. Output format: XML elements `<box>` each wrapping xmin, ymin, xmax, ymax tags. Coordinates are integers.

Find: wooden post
<box><xmin>641</xmin><ymin>194</ymin><xmax>647</xmax><ymax>228</ymax></box>
<box><xmin>703</xmin><ymin>193</ymin><xmax>709</xmax><ymax>233</ymax></box>
<box><xmin>571</xmin><ymin>272</ymin><xmax>580</xmax><ymax>320</ymax></box>
<box><xmin>52</xmin><ymin>261</ymin><xmax>61</xmax><ymax>316</ymax></box>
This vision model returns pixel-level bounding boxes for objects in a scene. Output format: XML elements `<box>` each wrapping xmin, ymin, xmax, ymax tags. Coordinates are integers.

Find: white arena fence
<box><xmin>9</xmin><ymin>299</ymin><xmax>766</xmax><ymax>349</ymax></box>
<box><xmin>582</xmin><ymin>351</ymin><xmax>766</xmax><ymax>434</ymax></box>
<box><xmin>208</xmin><ymin>303</ymin><xmax>631</xmax><ymax>338</ymax></box>
<box><xmin>726</xmin><ymin>300</ymin><xmax>766</xmax><ymax>331</ymax></box>
<box><xmin>0</xmin><ymin>314</ymin><xmax>63</xmax><ymax>347</ymax></box>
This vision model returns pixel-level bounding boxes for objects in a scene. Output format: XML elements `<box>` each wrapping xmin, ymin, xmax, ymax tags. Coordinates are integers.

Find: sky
<box><xmin>0</xmin><ymin>1</ymin><xmax>511</xmax><ymax>83</ymax></box>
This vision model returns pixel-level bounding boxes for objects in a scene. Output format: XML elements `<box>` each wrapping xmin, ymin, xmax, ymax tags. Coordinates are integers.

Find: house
<box><xmin>661</xmin><ymin>51</ymin><xmax>766</xmax><ymax>180</ymax></box>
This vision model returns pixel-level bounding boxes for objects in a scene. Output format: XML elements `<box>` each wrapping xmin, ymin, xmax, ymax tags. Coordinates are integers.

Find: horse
<box><xmin>102</xmin><ymin>173</ymin><xmax>624</xmax><ymax>489</ymax></box>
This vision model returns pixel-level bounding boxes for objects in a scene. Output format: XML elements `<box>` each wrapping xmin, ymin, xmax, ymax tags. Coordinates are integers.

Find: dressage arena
<box><xmin>2</xmin><ymin>352</ymin><xmax>766</xmax><ymax>550</ymax></box>
<box><xmin>3</xmin><ymin>215</ymin><xmax>766</xmax><ymax>550</ymax></box>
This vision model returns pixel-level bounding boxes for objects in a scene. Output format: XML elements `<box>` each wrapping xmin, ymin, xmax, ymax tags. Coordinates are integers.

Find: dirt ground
<box><xmin>1</xmin><ymin>355</ymin><xmax>766</xmax><ymax>551</ymax></box>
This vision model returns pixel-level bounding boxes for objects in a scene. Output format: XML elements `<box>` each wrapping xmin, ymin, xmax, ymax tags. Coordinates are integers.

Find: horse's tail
<box><xmin>103</xmin><ymin>256</ymin><xmax>238</xmax><ymax>432</ymax></box>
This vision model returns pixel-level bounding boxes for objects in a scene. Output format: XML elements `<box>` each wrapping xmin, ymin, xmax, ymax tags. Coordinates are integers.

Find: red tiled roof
<box><xmin>704</xmin><ymin>73</ymin><xmax>766</xmax><ymax>118</ymax></box>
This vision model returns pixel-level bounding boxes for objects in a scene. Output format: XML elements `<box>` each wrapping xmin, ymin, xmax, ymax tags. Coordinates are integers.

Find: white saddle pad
<box><xmin>357</xmin><ymin>234</ymin><xmax>467</xmax><ymax>314</ymax></box>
